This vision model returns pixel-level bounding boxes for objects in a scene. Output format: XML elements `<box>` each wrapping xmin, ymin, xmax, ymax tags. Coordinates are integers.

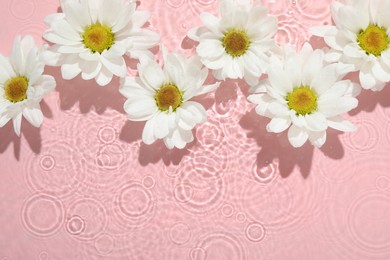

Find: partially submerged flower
<box><xmin>310</xmin><ymin>0</ymin><xmax>390</xmax><ymax>91</ymax></box>
<box><xmin>0</xmin><ymin>35</ymin><xmax>56</xmax><ymax>136</ymax></box>
<box><xmin>119</xmin><ymin>48</ymin><xmax>220</xmax><ymax>149</ymax></box>
<box><xmin>43</xmin><ymin>0</ymin><xmax>160</xmax><ymax>86</ymax></box>
<box><xmin>248</xmin><ymin>43</ymin><xmax>360</xmax><ymax>148</ymax></box>
<box><xmin>188</xmin><ymin>0</ymin><xmax>277</xmax><ymax>86</ymax></box>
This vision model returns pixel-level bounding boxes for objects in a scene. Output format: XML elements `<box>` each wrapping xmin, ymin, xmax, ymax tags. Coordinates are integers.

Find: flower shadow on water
<box><xmin>239</xmin><ymin>109</ymin><xmax>345</xmax><ymax>178</ymax></box>
<box><xmin>48</xmin><ymin>66</ymin><xmax>126</xmax><ymax>115</ymax></box>
<box><xmin>0</xmin><ymin>113</ymin><xmax>46</xmax><ymax>160</ymax></box>
<box><xmin>346</xmin><ymin>73</ymin><xmax>390</xmax><ymax>116</ymax></box>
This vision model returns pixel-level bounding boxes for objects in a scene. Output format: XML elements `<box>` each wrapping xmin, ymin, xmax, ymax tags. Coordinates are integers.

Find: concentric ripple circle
<box><xmin>21</xmin><ymin>193</ymin><xmax>64</xmax><ymax>237</ymax></box>
<box><xmin>97</xmin><ymin>126</ymin><xmax>117</xmax><ymax>144</ymax></box>
<box><xmin>112</xmin><ymin>182</ymin><xmax>156</xmax><ymax>231</ymax></box>
<box><xmin>65</xmin><ymin>198</ymin><xmax>108</xmax><ymax>240</ymax></box>
<box><xmin>173</xmin><ymin>166</ymin><xmax>227</xmax><ymax>216</ymax></box>
<box><xmin>94</xmin><ymin>234</ymin><xmax>115</xmax><ymax>256</ymax></box>
<box><xmin>24</xmin><ymin>140</ymin><xmax>85</xmax><ymax>198</ymax></box>
<box><xmin>347</xmin><ymin>191</ymin><xmax>390</xmax><ymax>252</ymax></box>
<box><xmin>190</xmin><ymin>232</ymin><xmax>246</xmax><ymax>260</ymax></box>
<box><xmin>169</xmin><ymin>223</ymin><xmax>191</xmax><ymax>245</ymax></box>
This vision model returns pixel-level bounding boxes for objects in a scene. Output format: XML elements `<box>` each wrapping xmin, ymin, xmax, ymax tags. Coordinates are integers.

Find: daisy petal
<box><xmin>288</xmin><ymin>125</ymin><xmax>309</xmax><ymax>148</ymax></box>
<box><xmin>266</xmin><ymin>117</ymin><xmax>291</xmax><ymax>133</ymax></box>
<box><xmin>13</xmin><ymin>113</ymin><xmax>22</xmax><ymax>136</ymax></box>
<box><xmin>23</xmin><ymin>104</ymin><xmax>43</xmax><ymax>128</ymax></box>
<box><xmin>308</xmin><ymin>131</ymin><xmax>327</xmax><ymax>148</ymax></box>
<box><xmin>142</xmin><ymin>117</ymin><xmax>158</xmax><ymax>145</ymax></box>
<box><xmin>327</xmin><ymin>116</ymin><xmax>357</xmax><ymax>132</ymax></box>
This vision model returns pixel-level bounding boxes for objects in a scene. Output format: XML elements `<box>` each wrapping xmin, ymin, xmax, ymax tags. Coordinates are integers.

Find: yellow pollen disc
<box><xmin>357</xmin><ymin>24</ymin><xmax>389</xmax><ymax>56</ymax></box>
<box><xmin>222</xmin><ymin>29</ymin><xmax>251</xmax><ymax>57</ymax></box>
<box><xmin>155</xmin><ymin>84</ymin><xmax>183</xmax><ymax>112</ymax></box>
<box><xmin>4</xmin><ymin>76</ymin><xmax>29</xmax><ymax>103</ymax></box>
<box><xmin>286</xmin><ymin>86</ymin><xmax>317</xmax><ymax>115</ymax></box>
<box><xmin>83</xmin><ymin>24</ymin><xmax>115</xmax><ymax>54</ymax></box>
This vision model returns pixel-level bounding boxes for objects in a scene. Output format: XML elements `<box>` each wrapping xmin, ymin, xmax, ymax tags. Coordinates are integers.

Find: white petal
<box><xmin>100</xmin><ymin>55</ymin><xmax>126</xmax><ymax>77</ymax></box>
<box><xmin>196</xmin><ymin>82</ymin><xmax>220</xmax><ymax>96</ymax></box>
<box><xmin>359</xmin><ymin>63</ymin><xmax>377</xmax><ymax>89</ymax></box>
<box><xmin>318</xmin><ymin>96</ymin><xmax>358</xmax><ymax>117</ymax></box>
<box><xmin>327</xmin><ymin>116</ymin><xmax>357</xmax><ymax>132</ymax></box>
<box><xmin>248</xmin><ymin>93</ymin><xmax>274</xmax><ymax>118</ymax></box>
<box><xmin>123</xmin><ymin>97</ymin><xmax>157</xmax><ymax>121</ymax></box>
<box><xmin>95</xmin><ymin>67</ymin><xmax>113</xmax><ymax>86</ymax></box>
<box><xmin>0</xmin><ymin>113</ymin><xmax>11</xmax><ymax>128</ymax></box>
<box><xmin>196</xmin><ymin>39</ymin><xmax>225</xmax><ymax>59</ymax></box>
<box><xmin>199</xmin><ymin>12</ymin><xmax>221</xmax><ymax>36</ymax></box>
<box><xmin>139</xmin><ymin>60</ymin><xmax>166</xmax><ymax>90</ymax></box>
<box><xmin>179</xmin><ymin>101</ymin><xmax>207</xmax><ymax>125</ymax></box>
<box><xmin>302</xmin><ymin>49</ymin><xmax>324</xmax><ymax>86</ymax></box>
<box><xmin>266</xmin><ymin>117</ymin><xmax>291</xmax><ymax>133</ymax></box>
<box><xmin>98</xmin><ymin>0</ymin><xmax>122</xmax><ymax>25</ymax></box>
<box><xmin>142</xmin><ymin>117</ymin><xmax>158</xmax><ymax>145</ymax></box>
<box><xmin>0</xmin><ymin>55</ymin><xmax>15</xmax><ymax>81</ymax></box>
<box><xmin>304</xmin><ymin>113</ymin><xmax>328</xmax><ymax>132</ymax></box>
<box><xmin>23</xmin><ymin>104</ymin><xmax>43</xmax><ymax>127</ymax></box>
<box><xmin>130</xmin><ymin>9</ymin><xmax>150</xmax><ymax>30</ymax></box>
<box><xmin>62</xmin><ymin>1</ymin><xmax>90</xmax><ymax>31</ymax></box>
<box><xmin>50</xmin><ymin>19</ymin><xmax>81</xmax><ymax>41</ymax></box>
<box><xmin>10</xmin><ymin>36</ymin><xmax>25</xmax><ymax>75</ymax></box>
<box><xmin>268</xmin><ymin>64</ymin><xmax>292</xmax><ymax>93</ymax></box>
<box><xmin>309</xmin><ymin>25</ymin><xmax>334</xmax><ymax>37</ymax></box>
<box><xmin>153</xmin><ymin>112</ymin><xmax>170</xmax><ymax>139</ymax></box>
<box><xmin>311</xmin><ymin>64</ymin><xmax>339</xmax><ymax>95</ymax></box>
<box><xmin>372</xmin><ymin>61</ymin><xmax>390</xmax><ymax>83</ymax></box>
<box><xmin>308</xmin><ymin>131</ymin><xmax>327</xmax><ymax>148</ymax></box>
<box><xmin>81</xmin><ymin>61</ymin><xmax>102</xmax><ymax>80</ymax></box>
<box><xmin>288</xmin><ymin>125</ymin><xmax>309</xmax><ymax>148</ymax></box>
<box><xmin>13</xmin><ymin>113</ymin><xmax>22</xmax><ymax>136</ymax></box>
<box><xmin>61</xmin><ymin>63</ymin><xmax>81</xmax><ymax>80</ymax></box>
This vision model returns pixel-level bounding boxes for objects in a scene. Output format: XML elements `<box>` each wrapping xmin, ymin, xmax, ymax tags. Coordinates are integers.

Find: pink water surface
<box><xmin>1</xmin><ymin>0</ymin><xmax>390</xmax><ymax>259</ymax></box>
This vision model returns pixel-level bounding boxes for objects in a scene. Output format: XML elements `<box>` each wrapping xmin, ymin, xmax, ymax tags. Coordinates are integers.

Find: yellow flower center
<box><xmin>357</xmin><ymin>24</ymin><xmax>389</xmax><ymax>56</ymax></box>
<box><xmin>286</xmin><ymin>86</ymin><xmax>317</xmax><ymax>115</ymax></box>
<box><xmin>155</xmin><ymin>84</ymin><xmax>183</xmax><ymax>112</ymax></box>
<box><xmin>4</xmin><ymin>76</ymin><xmax>29</xmax><ymax>103</ymax></box>
<box><xmin>222</xmin><ymin>29</ymin><xmax>251</xmax><ymax>57</ymax></box>
<box><xmin>82</xmin><ymin>24</ymin><xmax>115</xmax><ymax>54</ymax></box>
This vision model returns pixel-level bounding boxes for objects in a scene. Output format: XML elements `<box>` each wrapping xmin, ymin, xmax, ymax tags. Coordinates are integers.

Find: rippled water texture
<box><xmin>1</xmin><ymin>0</ymin><xmax>390</xmax><ymax>259</ymax></box>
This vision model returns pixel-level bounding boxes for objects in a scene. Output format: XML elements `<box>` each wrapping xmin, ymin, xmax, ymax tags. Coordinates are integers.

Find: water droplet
<box><xmin>236</xmin><ymin>212</ymin><xmax>246</xmax><ymax>223</ymax></box>
<box><xmin>221</xmin><ymin>204</ymin><xmax>234</xmax><ymax>218</ymax></box>
<box><xmin>39</xmin><ymin>251</ymin><xmax>49</xmax><ymax>260</ymax></box>
<box><xmin>245</xmin><ymin>223</ymin><xmax>266</xmax><ymax>242</ymax></box>
<box><xmin>66</xmin><ymin>215</ymin><xmax>86</xmax><ymax>235</ymax></box>
<box><xmin>376</xmin><ymin>176</ymin><xmax>390</xmax><ymax>191</ymax></box>
<box><xmin>39</xmin><ymin>155</ymin><xmax>55</xmax><ymax>171</ymax></box>
<box><xmin>142</xmin><ymin>176</ymin><xmax>155</xmax><ymax>189</ymax></box>
<box><xmin>97</xmin><ymin>126</ymin><xmax>117</xmax><ymax>144</ymax></box>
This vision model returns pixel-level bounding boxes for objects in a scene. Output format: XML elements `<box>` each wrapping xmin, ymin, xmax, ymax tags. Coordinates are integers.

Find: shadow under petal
<box><xmin>139</xmin><ymin>141</ymin><xmax>191</xmax><ymax>166</ymax></box>
<box><xmin>239</xmin><ymin>108</ymin><xmax>316</xmax><ymax>179</ymax></box>
<box><xmin>50</xmin><ymin>65</ymin><xmax>126</xmax><ymax>115</ymax></box>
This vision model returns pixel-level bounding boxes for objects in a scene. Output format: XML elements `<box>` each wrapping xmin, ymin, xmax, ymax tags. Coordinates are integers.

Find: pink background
<box><xmin>1</xmin><ymin>0</ymin><xmax>390</xmax><ymax>259</ymax></box>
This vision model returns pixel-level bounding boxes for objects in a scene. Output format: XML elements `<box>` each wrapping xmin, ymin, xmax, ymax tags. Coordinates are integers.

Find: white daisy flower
<box><xmin>248</xmin><ymin>43</ymin><xmax>360</xmax><ymax>148</ymax></box>
<box><xmin>0</xmin><ymin>35</ymin><xmax>56</xmax><ymax>136</ymax></box>
<box><xmin>310</xmin><ymin>0</ymin><xmax>390</xmax><ymax>91</ymax></box>
<box><xmin>187</xmin><ymin>0</ymin><xmax>277</xmax><ymax>86</ymax></box>
<box><xmin>119</xmin><ymin>48</ymin><xmax>220</xmax><ymax>149</ymax></box>
<box><xmin>42</xmin><ymin>0</ymin><xmax>160</xmax><ymax>86</ymax></box>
